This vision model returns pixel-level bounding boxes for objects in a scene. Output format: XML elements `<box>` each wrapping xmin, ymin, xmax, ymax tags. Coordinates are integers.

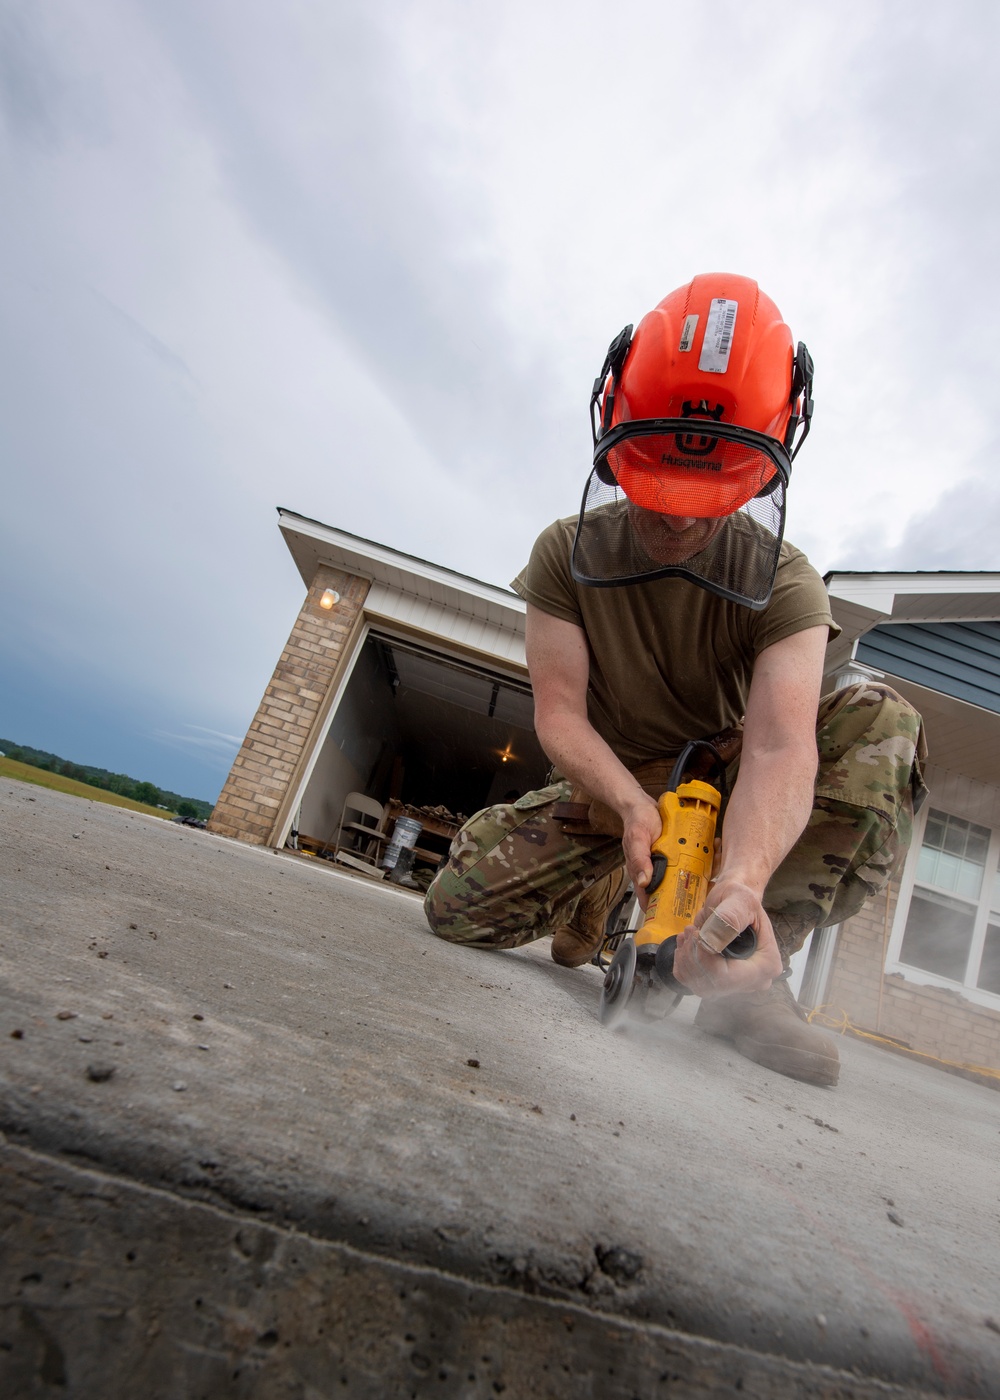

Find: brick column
<box><xmin>208</xmin><ymin>565</ymin><xmax>371</xmax><ymax>845</ymax></box>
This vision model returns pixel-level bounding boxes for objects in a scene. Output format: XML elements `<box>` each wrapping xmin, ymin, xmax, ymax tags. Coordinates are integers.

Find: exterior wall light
<box><xmin>319</xmin><ymin>588</ymin><xmax>340</xmax><ymax>609</ymax></box>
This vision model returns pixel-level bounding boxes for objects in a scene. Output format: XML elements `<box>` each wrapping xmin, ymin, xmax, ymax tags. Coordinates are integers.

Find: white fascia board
<box><xmin>824</xmin><ymin>576</ymin><xmax>897</xmax><ymax>618</ymax></box>
<box><xmin>826</xmin><ymin>571</ymin><xmax>1000</xmax><ymax>609</ymax></box>
<box><xmin>278</xmin><ymin>510</ymin><xmax>526</xmax><ymax>629</ymax></box>
<box><xmin>825</xmin><ymin>572</ymin><xmax>1000</xmax><ymax>647</ymax></box>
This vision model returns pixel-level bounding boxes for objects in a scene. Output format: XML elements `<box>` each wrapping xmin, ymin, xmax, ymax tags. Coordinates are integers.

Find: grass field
<box><xmin>0</xmin><ymin>756</ymin><xmax>176</xmax><ymax>819</ymax></box>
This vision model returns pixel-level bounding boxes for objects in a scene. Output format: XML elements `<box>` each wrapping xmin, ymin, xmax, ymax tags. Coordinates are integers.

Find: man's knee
<box><xmin>817</xmin><ymin>681</ymin><xmax>926</xmax><ymax>810</ymax></box>
<box><xmin>423</xmin><ymin>872</ymin><xmax>501</xmax><ymax>948</ymax></box>
<box><xmin>419</xmin><ymin>797</ymin><xmax>525</xmax><ymax>946</ymax></box>
<box><xmin>422</xmin><ymin>787</ymin><xmax>622</xmax><ymax>951</ymax></box>
<box><xmin>421</xmin><ymin>796</ymin><xmax>552</xmax><ymax>950</ymax></box>
<box><xmin>818</xmin><ymin>681</ymin><xmax>923</xmax><ymax>750</ymax></box>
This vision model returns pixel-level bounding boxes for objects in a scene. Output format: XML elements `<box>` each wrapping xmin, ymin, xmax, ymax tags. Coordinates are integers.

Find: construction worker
<box><xmin>425</xmin><ymin>273</ymin><xmax>926</xmax><ymax>1087</ymax></box>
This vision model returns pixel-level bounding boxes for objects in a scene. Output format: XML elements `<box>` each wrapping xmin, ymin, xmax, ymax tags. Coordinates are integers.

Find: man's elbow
<box><xmin>790</xmin><ymin>742</ymin><xmax>819</xmax><ymax>813</ymax></box>
<box><xmin>532</xmin><ymin>700</ymin><xmax>584</xmax><ymax>757</ymax></box>
<box><xmin>532</xmin><ymin>707</ymin><xmax>564</xmax><ymax>757</ymax></box>
<box><xmin>745</xmin><ymin>736</ymin><xmax>818</xmax><ymax>790</ymax></box>
<box><xmin>787</xmin><ymin>740</ymin><xmax>819</xmax><ymax>791</ymax></box>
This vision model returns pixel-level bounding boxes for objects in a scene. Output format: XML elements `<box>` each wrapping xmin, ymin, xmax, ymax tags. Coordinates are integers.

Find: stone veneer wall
<box><xmin>824</xmin><ymin>879</ymin><xmax>1000</xmax><ymax>1070</ymax></box>
<box><xmin>208</xmin><ymin>565</ymin><xmax>370</xmax><ymax>846</ymax></box>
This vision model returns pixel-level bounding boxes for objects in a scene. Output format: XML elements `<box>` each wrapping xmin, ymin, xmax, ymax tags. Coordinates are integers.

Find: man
<box><xmin>425</xmin><ymin>273</ymin><xmax>925</xmax><ymax>1087</ymax></box>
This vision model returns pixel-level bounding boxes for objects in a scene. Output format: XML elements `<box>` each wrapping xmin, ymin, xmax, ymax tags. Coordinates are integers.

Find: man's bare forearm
<box><xmin>717</xmin><ymin>744</ymin><xmax>817</xmax><ymax>898</ymax></box>
<box><xmin>534</xmin><ymin>709</ymin><xmax>651</xmax><ymax>817</ymax></box>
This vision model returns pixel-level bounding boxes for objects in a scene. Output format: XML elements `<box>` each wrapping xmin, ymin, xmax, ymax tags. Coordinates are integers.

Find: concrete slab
<box><xmin>1</xmin><ymin>782</ymin><xmax>998</xmax><ymax>1397</ymax></box>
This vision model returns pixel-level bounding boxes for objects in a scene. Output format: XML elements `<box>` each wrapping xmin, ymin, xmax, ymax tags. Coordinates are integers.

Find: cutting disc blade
<box><xmin>599</xmin><ymin>937</ymin><xmax>638</xmax><ymax>1028</ymax></box>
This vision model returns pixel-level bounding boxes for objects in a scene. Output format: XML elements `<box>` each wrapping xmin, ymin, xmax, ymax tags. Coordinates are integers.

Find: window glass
<box><xmin>942</xmin><ymin>821</ymin><xmax>967</xmax><ymax>856</ymax></box>
<box><xmin>916</xmin><ymin>846</ymin><xmax>938</xmax><ymax>885</ymax></box>
<box><xmin>966</xmin><ymin>828</ymin><xmax>990</xmax><ymax>864</ymax></box>
<box><xmin>913</xmin><ymin>809</ymin><xmax>987</xmax><ymax>901</ymax></box>
<box><xmin>899</xmin><ymin>888</ymin><xmax>975</xmax><ymax>983</ymax></box>
<box><xmin>977</xmin><ymin>923</ymin><xmax>1000</xmax><ymax>996</ymax></box>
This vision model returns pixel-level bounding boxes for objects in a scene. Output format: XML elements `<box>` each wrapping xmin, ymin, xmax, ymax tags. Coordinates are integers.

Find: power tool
<box><xmin>599</xmin><ymin>741</ymin><xmax>756</xmax><ymax>1027</ymax></box>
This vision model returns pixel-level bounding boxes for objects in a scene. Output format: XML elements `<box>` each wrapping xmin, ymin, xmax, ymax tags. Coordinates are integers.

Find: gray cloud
<box><xmin>3</xmin><ymin>0</ymin><xmax>1000</xmax><ymax>799</ymax></box>
<box><xmin>139</xmin><ymin>0</ymin><xmax>569</xmax><ymax>494</ymax></box>
<box><xmin>95</xmin><ymin>292</ymin><xmax>199</xmax><ymax>385</ymax></box>
<box><xmin>832</xmin><ymin>449</ymin><xmax>1000</xmax><ymax>574</ymax></box>
<box><xmin>0</xmin><ymin>2</ymin><xmax>62</xmax><ymax>145</ymax></box>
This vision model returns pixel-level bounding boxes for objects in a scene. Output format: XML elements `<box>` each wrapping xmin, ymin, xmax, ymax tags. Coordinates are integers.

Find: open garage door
<box><xmin>296</xmin><ymin>631</ymin><xmax>549</xmax><ymax>868</ymax></box>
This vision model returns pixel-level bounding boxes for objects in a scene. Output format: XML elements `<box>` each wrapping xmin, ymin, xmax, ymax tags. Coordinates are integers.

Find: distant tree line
<box><xmin>0</xmin><ymin>739</ymin><xmax>213</xmax><ymax>820</ymax></box>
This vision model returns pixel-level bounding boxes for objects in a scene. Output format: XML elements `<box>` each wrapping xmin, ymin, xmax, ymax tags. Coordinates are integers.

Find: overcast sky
<box><xmin>2</xmin><ymin>0</ymin><xmax>999</xmax><ymax>802</ymax></box>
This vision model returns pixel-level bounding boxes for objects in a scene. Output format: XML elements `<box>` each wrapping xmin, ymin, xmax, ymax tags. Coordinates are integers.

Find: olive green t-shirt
<box><xmin>511</xmin><ymin>514</ymin><xmax>838</xmax><ymax>768</ymax></box>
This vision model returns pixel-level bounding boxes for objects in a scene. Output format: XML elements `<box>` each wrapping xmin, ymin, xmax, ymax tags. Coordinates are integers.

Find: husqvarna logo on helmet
<box><xmin>659</xmin><ymin>453</ymin><xmax>723</xmax><ymax>471</ymax></box>
<box><xmin>674</xmin><ymin>400</ymin><xmax>724</xmax><ymax>457</ymax></box>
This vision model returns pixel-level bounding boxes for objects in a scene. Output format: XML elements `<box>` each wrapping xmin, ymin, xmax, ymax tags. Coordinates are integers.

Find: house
<box><xmin>208</xmin><ymin>512</ymin><xmax>1000</xmax><ymax>1072</ymax></box>
<box><xmin>810</xmin><ymin>571</ymin><xmax>1000</xmax><ymax>1072</ymax></box>
<box><xmin>208</xmin><ymin>509</ymin><xmax>548</xmax><ymax>862</ymax></box>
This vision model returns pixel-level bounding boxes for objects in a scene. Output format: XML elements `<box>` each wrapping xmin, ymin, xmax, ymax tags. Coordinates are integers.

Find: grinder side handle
<box><xmin>653</xmin><ymin>922</ymin><xmax>758</xmax><ymax>993</ymax></box>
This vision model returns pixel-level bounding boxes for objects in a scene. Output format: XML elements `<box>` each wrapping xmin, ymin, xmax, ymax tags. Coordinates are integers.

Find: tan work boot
<box><xmin>551</xmin><ymin>868</ymin><xmax>629</xmax><ymax>968</ymax></box>
<box><xmin>695</xmin><ymin>978</ymin><xmax>840</xmax><ymax>1086</ymax></box>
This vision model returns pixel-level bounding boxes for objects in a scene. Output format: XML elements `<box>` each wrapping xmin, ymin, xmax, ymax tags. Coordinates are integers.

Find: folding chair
<box><xmin>328</xmin><ymin>792</ymin><xmax>388</xmax><ymax>877</ymax></box>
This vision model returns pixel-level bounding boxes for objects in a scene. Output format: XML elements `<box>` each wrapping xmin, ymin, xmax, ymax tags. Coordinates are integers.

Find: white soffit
<box><xmin>278</xmin><ymin>508</ymin><xmax>527</xmax><ymax>633</ymax></box>
<box><xmin>883</xmin><ymin>675</ymin><xmax>1000</xmax><ymax>787</ymax></box>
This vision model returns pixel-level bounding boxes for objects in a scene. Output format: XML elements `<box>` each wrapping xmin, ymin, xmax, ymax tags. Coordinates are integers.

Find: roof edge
<box><xmin>824</xmin><ymin>569</ymin><xmax>1000</xmax><ymax>587</ymax></box>
<box><xmin>277</xmin><ymin>508</ymin><xmax>525</xmax><ymax>617</ymax></box>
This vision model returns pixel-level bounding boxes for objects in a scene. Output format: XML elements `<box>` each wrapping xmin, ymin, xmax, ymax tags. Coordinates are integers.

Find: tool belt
<box><xmin>552</xmin><ymin>726</ymin><xmax>743</xmax><ymax>839</ymax></box>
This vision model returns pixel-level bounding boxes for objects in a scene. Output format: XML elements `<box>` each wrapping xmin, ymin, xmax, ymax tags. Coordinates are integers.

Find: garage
<box><xmin>209</xmin><ymin>510</ymin><xmax>555</xmax><ymax>884</ymax></box>
<box><xmin>293</xmin><ymin>630</ymin><xmax>548</xmax><ymax>879</ymax></box>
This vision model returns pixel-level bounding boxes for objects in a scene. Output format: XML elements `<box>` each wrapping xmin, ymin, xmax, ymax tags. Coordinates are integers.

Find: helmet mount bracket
<box><xmin>783</xmin><ymin>341</ymin><xmax>814</xmax><ymax>460</ymax></box>
<box><xmin>590</xmin><ymin>324</ymin><xmax>633</xmax><ymax>451</ymax></box>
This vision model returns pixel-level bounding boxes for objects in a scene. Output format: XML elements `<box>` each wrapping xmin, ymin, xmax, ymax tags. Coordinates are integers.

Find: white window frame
<box><xmin>887</xmin><ymin>802</ymin><xmax>1000</xmax><ymax>1011</ymax></box>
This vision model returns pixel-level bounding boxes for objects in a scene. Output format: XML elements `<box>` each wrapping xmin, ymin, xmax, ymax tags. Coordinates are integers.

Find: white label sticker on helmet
<box><xmin>678</xmin><ymin>314</ymin><xmax>699</xmax><ymax>353</ymax></box>
<box><xmin>698</xmin><ymin>298</ymin><xmax>738</xmax><ymax>374</ymax></box>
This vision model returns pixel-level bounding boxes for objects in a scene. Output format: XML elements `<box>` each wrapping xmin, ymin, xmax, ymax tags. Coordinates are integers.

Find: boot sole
<box><xmin>732</xmin><ymin>1032</ymin><xmax>840</xmax><ymax>1087</ymax></box>
<box><xmin>551</xmin><ymin>947</ymin><xmax>599</xmax><ymax>968</ymax></box>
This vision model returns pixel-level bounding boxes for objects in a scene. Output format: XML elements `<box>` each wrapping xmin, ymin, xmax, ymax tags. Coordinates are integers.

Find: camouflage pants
<box><xmin>424</xmin><ymin>684</ymin><xmax>927</xmax><ymax>959</ymax></box>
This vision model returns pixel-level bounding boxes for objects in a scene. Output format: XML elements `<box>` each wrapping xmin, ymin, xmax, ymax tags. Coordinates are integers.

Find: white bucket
<box><xmin>382</xmin><ymin>815</ymin><xmax>422</xmax><ymax>869</ymax></box>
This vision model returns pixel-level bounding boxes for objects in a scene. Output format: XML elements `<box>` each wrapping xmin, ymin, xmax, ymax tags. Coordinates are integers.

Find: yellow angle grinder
<box><xmin>599</xmin><ymin>741</ymin><xmax>756</xmax><ymax>1027</ymax></box>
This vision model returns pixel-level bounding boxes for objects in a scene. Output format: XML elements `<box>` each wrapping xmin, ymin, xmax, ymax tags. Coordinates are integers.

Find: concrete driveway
<box><xmin>1</xmin><ymin>781</ymin><xmax>997</xmax><ymax>1398</ymax></box>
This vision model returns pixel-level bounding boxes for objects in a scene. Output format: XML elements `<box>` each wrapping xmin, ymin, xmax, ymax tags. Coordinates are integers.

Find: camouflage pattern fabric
<box><xmin>424</xmin><ymin>683</ymin><xmax>927</xmax><ymax>957</ymax></box>
<box><xmin>761</xmin><ymin>683</ymin><xmax>927</xmax><ymax>945</ymax></box>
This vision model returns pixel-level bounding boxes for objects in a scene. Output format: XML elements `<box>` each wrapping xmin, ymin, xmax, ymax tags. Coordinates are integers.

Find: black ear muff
<box><xmin>590</xmin><ymin>323</ymin><xmax>634</xmax><ymax>446</ymax></box>
<box><xmin>790</xmin><ymin>342</ymin><xmax>811</xmax><ymax>401</ymax></box>
<box><xmin>595</xmin><ymin>460</ymin><xmax>617</xmax><ymax>486</ymax></box>
<box><xmin>784</xmin><ymin>341</ymin><xmax>814</xmax><ymax>458</ymax></box>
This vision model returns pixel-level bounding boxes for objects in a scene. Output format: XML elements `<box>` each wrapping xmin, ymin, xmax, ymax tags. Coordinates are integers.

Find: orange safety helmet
<box><xmin>590</xmin><ymin>273</ymin><xmax>813</xmax><ymax>518</ymax></box>
<box><xmin>572</xmin><ymin>274</ymin><xmax>814</xmax><ymax>608</ymax></box>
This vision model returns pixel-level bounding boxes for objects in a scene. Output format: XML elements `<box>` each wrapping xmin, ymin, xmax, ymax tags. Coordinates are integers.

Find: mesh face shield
<box><xmin>571</xmin><ymin>420</ymin><xmax>791</xmax><ymax>609</ymax></box>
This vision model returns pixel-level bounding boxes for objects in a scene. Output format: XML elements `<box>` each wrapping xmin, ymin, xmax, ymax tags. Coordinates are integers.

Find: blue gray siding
<box><xmin>856</xmin><ymin>622</ymin><xmax>1000</xmax><ymax>713</ymax></box>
